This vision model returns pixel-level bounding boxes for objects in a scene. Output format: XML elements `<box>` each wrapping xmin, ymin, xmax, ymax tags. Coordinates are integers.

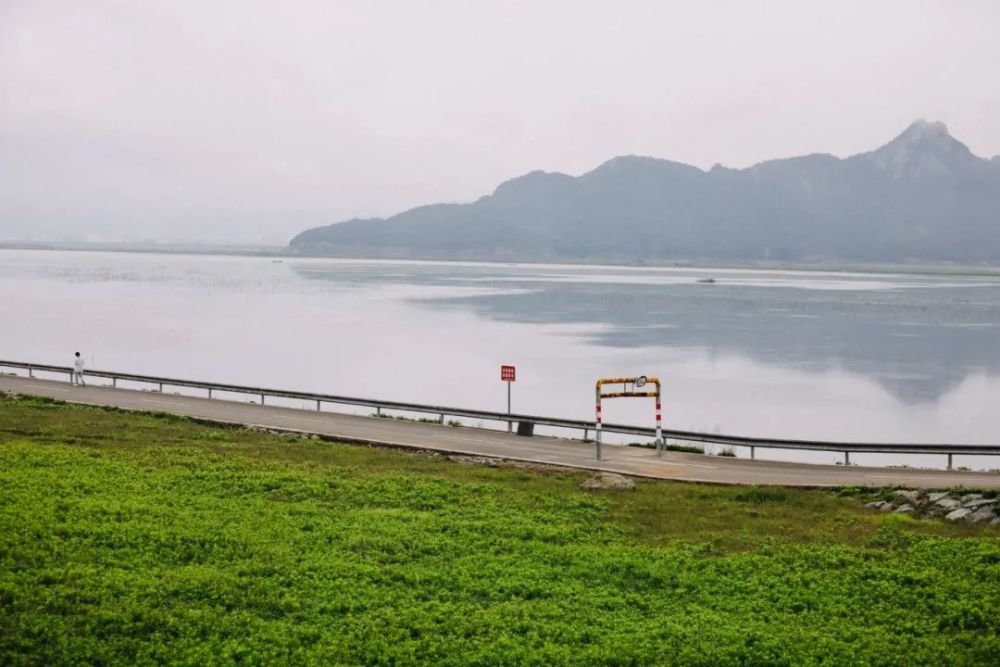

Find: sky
<box><xmin>2</xmin><ymin>0</ymin><xmax>999</xmax><ymax>244</ymax></box>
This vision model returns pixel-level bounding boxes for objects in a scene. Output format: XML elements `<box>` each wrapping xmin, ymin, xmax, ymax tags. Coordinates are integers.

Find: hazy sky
<box><xmin>2</xmin><ymin>1</ymin><xmax>998</xmax><ymax>244</ymax></box>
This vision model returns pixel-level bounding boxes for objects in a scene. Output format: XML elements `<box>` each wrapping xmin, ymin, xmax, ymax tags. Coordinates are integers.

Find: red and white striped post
<box><xmin>595</xmin><ymin>385</ymin><xmax>603</xmax><ymax>460</ymax></box>
<box><xmin>655</xmin><ymin>388</ymin><xmax>663</xmax><ymax>456</ymax></box>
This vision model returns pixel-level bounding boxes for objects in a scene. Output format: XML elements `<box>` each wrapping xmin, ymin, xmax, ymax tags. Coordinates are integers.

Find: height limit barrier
<box><xmin>595</xmin><ymin>376</ymin><xmax>662</xmax><ymax>460</ymax></box>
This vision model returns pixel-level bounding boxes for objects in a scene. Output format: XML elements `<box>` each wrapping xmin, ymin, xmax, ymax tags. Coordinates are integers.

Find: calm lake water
<box><xmin>2</xmin><ymin>249</ymin><xmax>999</xmax><ymax>469</ymax></box>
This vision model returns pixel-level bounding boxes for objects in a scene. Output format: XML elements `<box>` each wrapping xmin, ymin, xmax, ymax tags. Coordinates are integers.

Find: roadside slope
<box><xmin>1</xmin><ymin>395</ymin><xmax>998</xmax><ymax>666</ymax></box>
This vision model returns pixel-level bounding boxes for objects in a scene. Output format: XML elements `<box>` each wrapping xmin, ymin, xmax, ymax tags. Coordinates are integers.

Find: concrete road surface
<box><xmin>2</xmin><ymin>374</ymin><xmax>999</xmax><ymax>489</ymax></box>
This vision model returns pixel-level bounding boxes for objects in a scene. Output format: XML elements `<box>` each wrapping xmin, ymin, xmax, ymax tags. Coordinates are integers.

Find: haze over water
<box><xmin>2</xmin><ymin>249</ymin><xmax>999</xmax><ymax>468</ymax></box>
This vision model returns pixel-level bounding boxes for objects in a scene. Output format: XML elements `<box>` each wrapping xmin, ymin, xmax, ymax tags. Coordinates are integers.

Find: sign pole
<box><xmin>500</xmin><ymin>364</ymin><xmax>516</xmax><ymax>433</ymax></box>
<box><xmin>507</xmin><ymin>380</ymin><xmax>511</xmax><ymax>433</ymax></box>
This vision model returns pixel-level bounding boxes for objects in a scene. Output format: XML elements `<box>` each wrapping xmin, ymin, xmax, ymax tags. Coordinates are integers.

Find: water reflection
<box><xmin>292</xmin><ymin>261</ymin><xmax>1000</xmax><ymax>405</ymax></box>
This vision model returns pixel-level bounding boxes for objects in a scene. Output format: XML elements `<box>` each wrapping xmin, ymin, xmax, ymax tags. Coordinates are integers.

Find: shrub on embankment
<box><xmin>1</xmin><ymin>394</ymin><xmax>999</xmax><ymax>666</ymax></box>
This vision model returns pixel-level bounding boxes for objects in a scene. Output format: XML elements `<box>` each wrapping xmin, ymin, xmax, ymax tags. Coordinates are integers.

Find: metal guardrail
<box><xmin>2</xmin><ymin>359</ymin><xmax>998</xmax><ymax>469</ymax></box>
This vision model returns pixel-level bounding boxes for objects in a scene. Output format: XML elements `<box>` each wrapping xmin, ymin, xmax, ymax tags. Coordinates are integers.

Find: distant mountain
<box><xmin>289</xmin><ymin>121</ymin><xmax>1000</xmax><ymax>263</ymax></box>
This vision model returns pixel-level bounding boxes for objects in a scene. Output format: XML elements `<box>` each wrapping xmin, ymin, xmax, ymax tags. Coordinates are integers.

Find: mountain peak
<box><xmin>582</xmin><ymin>155</ymin><xmax>703</xmax><ymax>181</ymax></box>
<box><xmin>881</xmin><ymin>119</ymin><xmax>968</xmax><ymax>155</ymax></box>
<box><xmin>587</xmin><ymin>155</ymin><xmax>671</xmax><ymax>173</ymax></box>
<box><xmin>490</xmin><ymin>169</ymin><xmax>576</xmax><ymax>200</ymax></box>
<box><xmin>896</xmin><ymin>118</ymin><xmax>952</xmax><ymax>143</ymax></box>
<box><xmin>863</xmin><ymin>119</ymin><xmax>978</xmax><ymax>178</ymax></box>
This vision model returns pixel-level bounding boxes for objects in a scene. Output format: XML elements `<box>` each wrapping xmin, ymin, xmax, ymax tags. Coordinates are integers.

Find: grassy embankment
<box><xmin>1</xmin><ymin>395</ymin><xmax>998</xmax><ymax>666</ymax></box>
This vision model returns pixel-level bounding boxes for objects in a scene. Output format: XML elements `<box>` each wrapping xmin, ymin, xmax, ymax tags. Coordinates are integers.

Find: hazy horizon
<box><xmin>3</xmin><ymin>0</ymin><xmax>999</xmax><ymax>244</ymax></box>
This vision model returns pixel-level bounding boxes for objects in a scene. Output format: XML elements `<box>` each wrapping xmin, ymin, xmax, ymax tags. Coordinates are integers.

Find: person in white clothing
<box><xmin>72</xmin><ymin>352</ymin><xmax>86</xmax><ymax>386</ymax></box>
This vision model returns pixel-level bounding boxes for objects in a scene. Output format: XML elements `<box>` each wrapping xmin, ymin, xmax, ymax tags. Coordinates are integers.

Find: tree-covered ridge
<box><xmin>290</xmin><ymin>120</ymin><xmax>1000</xmax><ymax>263</ymax></box>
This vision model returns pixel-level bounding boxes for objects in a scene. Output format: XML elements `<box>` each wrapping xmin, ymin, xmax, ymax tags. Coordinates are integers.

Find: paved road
<box><xmin>3</xmin><ymin>374</ymin><xmax>999</xmax><ymax>488</ymax></box>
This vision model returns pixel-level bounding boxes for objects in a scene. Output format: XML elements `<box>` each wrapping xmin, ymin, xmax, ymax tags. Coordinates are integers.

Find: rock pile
<box><xmin>446</xmin><ymin>455</ymin><xmax>575</xmax><ymax>473</ymax></box>
<box><xmin>580</xmin><ymin>473</ymin><xmax>636</xmax><ymax>491</ymax></box>
<box><xmin>246</xmin><ymin>424</ymin><xmax>320</xmax><ymax>439</ymax></box>
<box><xmin>864</xmin><ymin>490</ymin><xmax>999</xmax><ymax>524</ymax></box>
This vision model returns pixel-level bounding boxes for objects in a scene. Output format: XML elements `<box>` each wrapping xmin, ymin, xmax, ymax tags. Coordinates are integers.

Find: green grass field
<box><xmin>1</xmin><ymin>395</ymin><xmax>999</xmax><ymax>666</ymax></box>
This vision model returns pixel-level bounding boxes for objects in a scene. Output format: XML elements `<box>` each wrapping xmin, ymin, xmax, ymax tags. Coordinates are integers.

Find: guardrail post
<box><xmin>439</xmin><ymin>413</ymin><xmax>445</xmax><ymax>424</ymax></box>
<box><xmin>750</xmin><ymin>445</ymin><xmax>755</xmax><ymax>460</ymax></box>
<box><xmin>583</xmin><ymin>428</ymin><xmax>588</xmax><ymax>441</ymax></box>
<box><xmin>844</xmin><ymin>451</ymin><xmax>850</xmax><ymax>466</ymax></box>
<box><xmin>112</xmin><ymin>377</ymin><xmax>117</xmax><ymax>388</ymax></box>
<box><xmin>158</xmin><ymin>382</ymin><xmax>163</xmax><ymax>393</ymax></box>
<box><xmin>260</xmin><ymin>391</ymin><xmax>265</xmax><ymax>406</ymax></box>
<box><xmin>28</xmin><ymin>366</ymin><xmax>33</xmax><ymax>378</ymax></box>
<box><xmin>208</xmin><ymin>387</ymin><xmax>213</xmax><ymax>398</ymax></box>
<box><xmin>316</xmin><ymin>399</ymin><xmax>321</xmax><ymax>411</ymax></box>
<box><xmin>947</xmin><ymin>453</ymin><xmax>953</xmax><ymax>470</ymax></box>
<box><xmin>376</xmin><ymin>407</ymin><xmax>381</xmax><ymax>416</ymax></box>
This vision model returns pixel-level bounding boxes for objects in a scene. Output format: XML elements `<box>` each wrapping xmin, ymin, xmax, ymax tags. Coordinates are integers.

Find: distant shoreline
<box><xmin>4</xmin><ymin>241</ymin><xmax>1000</xmax><ymax>278</ymax></box>
<box><xmin>0</xmin><ymin>241</ymin><xmax>283</xmax><ymax>258</ymax></box>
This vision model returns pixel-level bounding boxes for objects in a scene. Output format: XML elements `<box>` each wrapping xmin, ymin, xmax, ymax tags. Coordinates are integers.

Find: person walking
<box><xmin>72</xmin><ymin>352</ymin><xmax>86</xmax><ymax>386</ymax></box>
